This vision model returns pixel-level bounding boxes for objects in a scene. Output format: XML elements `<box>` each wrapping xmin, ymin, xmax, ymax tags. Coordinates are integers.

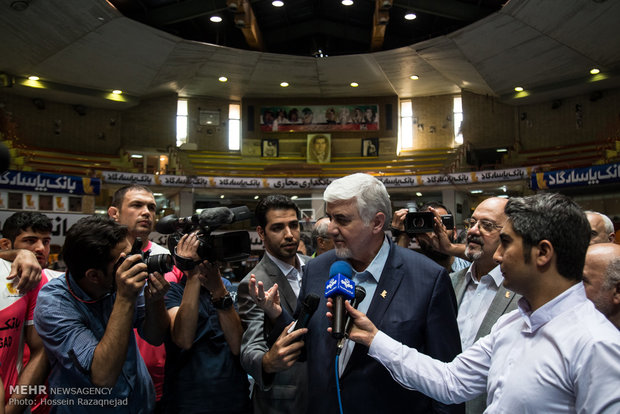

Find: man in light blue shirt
<box><xmin>343</xmin><ymin>193</ymin><xmax>620</xmax><ymax>413</ymax></box>
<box><xmin>34</xmin><ymin>216</ymin><xmax>170</xmax><ymax>413</ymax></box>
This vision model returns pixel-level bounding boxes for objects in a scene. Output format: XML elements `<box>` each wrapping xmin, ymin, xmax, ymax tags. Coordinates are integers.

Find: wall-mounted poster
<box><xmin>361</xmin><ymin>138</ymin><xmax>379</xmax><ymax>157</ymax></box>
<box><xmin>261</xmin><ymin>139</ymin><xmax>279</xmax><ymax>157</ymax></box>
<box><xmin>261</xmin><ymin>104</ymin><xmax>379</xmax><ymax>132</ymax></box>
<box><xmin>307</xmin><ymin>134</ymin><xmax>331</xmax><ymax>164</ymax></box>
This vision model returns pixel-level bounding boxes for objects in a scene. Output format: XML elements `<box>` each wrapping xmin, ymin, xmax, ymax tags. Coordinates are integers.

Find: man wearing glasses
<box><xmin>448</xmin><ymin>197</ymin><xmax>519</xmax><ymax>414</ymax></box>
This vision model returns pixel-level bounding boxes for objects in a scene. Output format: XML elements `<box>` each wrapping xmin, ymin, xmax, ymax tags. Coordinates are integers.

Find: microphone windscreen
<box><xmin>329</xmin><ymin>260</ymin><xmax>352</xmax><ymax>279</ymax></box>
<box><xmin>303</xmin><ymin>293</ymin><xmax>320</xmax><ymax>313</ymax></box>
<box><xmin>354</xmin><ymin>285</ymin><xmax>366</xmax><ymax>304</ymax></box>
<box><xmin>198</xmin><ymin>207</ymin><xmax>234</xmax><ymax>227</ymax></box>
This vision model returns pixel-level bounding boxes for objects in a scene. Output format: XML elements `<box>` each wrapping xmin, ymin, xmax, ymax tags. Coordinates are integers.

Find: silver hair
<box><xmin>604</xmin><ymin>257</ymin><xmax>620</xmax><ymax>290</ymax></box>
<box><xmin>585</xmin><ymin>210</ymin><xmax>614</xmax><ymax>234</ymax></box>
<box><xmin>312</xmin><ymin>217</ymin><xmax>330</xmax><ymax>241</ymax></box>
<box><xmin>324</xmin><ymin>173</ymin><xmax>392</xmax><ymax>230</ymax></box>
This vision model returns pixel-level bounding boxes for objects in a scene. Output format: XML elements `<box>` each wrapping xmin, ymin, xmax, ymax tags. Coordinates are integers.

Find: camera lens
<box><xmin>146</xmin><ymin>254</ymin><xmax>173</xmax><ymax>274</ymax></box>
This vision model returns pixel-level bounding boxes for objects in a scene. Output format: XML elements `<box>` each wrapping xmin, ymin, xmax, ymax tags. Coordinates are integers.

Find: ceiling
<box><xmin>1</xmin><ymin>0</ymin><xmax>620</xmax><ymax>109</ymax></box>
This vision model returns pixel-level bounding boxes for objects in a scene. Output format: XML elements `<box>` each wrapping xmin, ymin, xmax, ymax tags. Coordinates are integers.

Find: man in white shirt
<box><xmin>340</xmin><ymin>193</ymin><xmax>620</xmax><ymax>413</ymax></box>
<box><xmin>583</xmin><ymin>242</ymin><xmax>620</xmax><ymax>329</ymax></box>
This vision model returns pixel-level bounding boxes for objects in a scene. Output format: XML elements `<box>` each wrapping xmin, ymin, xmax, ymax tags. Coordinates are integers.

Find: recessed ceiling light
<box><xmin>341</xmin><ymin>0</ymin><xmax>354</xmax><ymax>5</ymax></box>
<box><xmin>254</xmin><ymin>195</ymin><xmax>259</xmax><ymax>200</ymax></box>
<box><xmin>350</xmin><ymin>82</ymin><xmax>359</xmax><ymax>87</ymax></box>
<box><xmin>514</xmin><ymin>86</ymin><xmax>524</xmax><ymax>92</ymax></box>
<box><xmin>291</xmin><ymin>195</ymin><xmax>298</xmax><ymax>200</ymax></box>
<box><xmin>272</xmin><ymin>0</ymin><xmax>284</xmax><ymax>7</ymax></box>
<box><xmin>218</xmin><ymin>76</ymin><xmax>228</xmax><ymax>82</ymax></box>
<box><xmin>112</xmin><ymin>89</ymin><xmax>123</xmax><ymax>95</ymax></box>
<box><xmin>410</xmin><ymin>75</ymin><xmax>419</xmax><ymax>80</ymax></box>
<box><xmin>210</xmin><ymin>15</ymin><xmax>223</xmax><ymax>23</ymax></box>
<box><xmin>28</xmin><ymin>76</ymin><xmax>39</xmax><ymax>81</ymax></box>
<box><xmin>416</xmin><ymin>192</ymin><xmax>422</xmax><ymax>197</ymax></box>
<box><xmin>280</xmin><ymin>81</ymin><xmax>289</xmax><ymax>87</ymax></box>
<box><xmin>220</xmin><ymin>194</ymin><xmax>225</xmax><ymax>198</ymax></box>
<box><xmin>590</xmin><ymin>68</ymin><xmax>600</xmax><ymax>75</ymax></box>
<box><xmin>405</xmin><ymin>12</ymin><xmax>417</xmax><ymax>20</ymax></box>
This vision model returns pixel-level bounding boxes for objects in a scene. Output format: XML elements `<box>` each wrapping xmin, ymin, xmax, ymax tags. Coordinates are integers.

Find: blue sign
<box><xmin>0</xmin><ymin>170</ymin><xmax>100</xmax><ymax>195</ymax></box>
<box><xmin>324</xmin><ymin>274</ymin><xmax>355</xmax><ymax>299</ymax></box>
<box><xmin>531</xmin><ymin>163</ymin><xmax>620</xmax><ymax>190</ymax></box>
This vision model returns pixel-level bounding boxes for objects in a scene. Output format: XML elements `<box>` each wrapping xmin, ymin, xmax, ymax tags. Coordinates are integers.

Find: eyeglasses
<box><xmin>464</xmin><ymin>218</ymin><xmax>503</xmax><ymax>233</ymax></box>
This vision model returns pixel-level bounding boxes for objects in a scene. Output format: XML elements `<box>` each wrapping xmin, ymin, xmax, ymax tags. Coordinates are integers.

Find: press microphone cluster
<box><xmin>324</xmin><ymin>261</ymin><xmax>356</xmax><ymax>339</ymax></box>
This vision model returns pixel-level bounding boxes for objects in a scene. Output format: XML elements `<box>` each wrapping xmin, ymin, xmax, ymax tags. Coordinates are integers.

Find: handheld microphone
<box><xmin>336</xmin><ymin>285</ymin><xmax>366</xmax><ymax>353</ymax></box>
<box><xmin>325</xmin><ymin>261</ymin><xmax>355</xmax><ymax>339</ymax></box>
<box><xmin>288</xmin><ymin>293</ymin><xmax>320</xmax><ymax>333</ymax></box>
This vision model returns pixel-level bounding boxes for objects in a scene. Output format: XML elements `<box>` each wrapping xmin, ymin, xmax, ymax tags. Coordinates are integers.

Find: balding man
<box><xmin>311</xmin><ymin>216</ymin><xmax>334</xmax><ymax>256</ymax></box>
<box><xmin>583</xmin><ymin>243</ymin><xmax>620</xmax><ymax>329</ymax></box>
<box><xmin>586</xmin><ymin>211</ymin><xmax>615</xmax><ymax>244</ymax></box>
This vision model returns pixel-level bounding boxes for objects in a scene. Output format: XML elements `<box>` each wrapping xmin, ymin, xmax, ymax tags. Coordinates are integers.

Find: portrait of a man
<box><xmin>307</xmin><ymin>134</ymin><xmax>331</xmax><ymax>164</ymax></box>
<box><xmin>262</xmin><ymin>139</ymin><xmax>279</xmax><ymax>157</ymax></box>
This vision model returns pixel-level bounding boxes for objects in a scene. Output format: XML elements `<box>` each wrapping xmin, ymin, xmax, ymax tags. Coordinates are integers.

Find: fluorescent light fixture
<box><xmin>470</xmin><ymin>190</ymin><xmax>483</xmax><ymax>194</ymax></box>
<box><xmin>130</xmin><ymin>154</ymin><xmax>143</xmax><ymax>159</ymax></box>
<box><xmin>210</xmin><ymin>15</ymin><xmax>223</xmax><ymax>23</ymax></box>
<box><xmin>496</xmin><ymin>148</ymin><xmax>508</xmax><ymax>152</ymax></box>
<box><xmin>153</xmin><ymin>192</ymin><xmax>163</xmax><ymax>196</ymax></box>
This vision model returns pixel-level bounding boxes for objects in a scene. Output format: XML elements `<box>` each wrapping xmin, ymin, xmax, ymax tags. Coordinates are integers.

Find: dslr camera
<box><xmin>156</xmin><ymin>206</ymin><xmax>252</xmax><ymax>263</ymax></box>
<box><xmin>405</xmin><ymin>212</ymin><xmax>455</xmax><ymax>235</ymax></box>
<box><xmin>117</xmin><ymin>238</ymin><xmax>173</xmax><ymax>274</ymax></box>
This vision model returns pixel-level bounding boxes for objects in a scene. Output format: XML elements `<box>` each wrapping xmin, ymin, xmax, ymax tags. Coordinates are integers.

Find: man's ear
<box><xmin>372</xmin><ymin>212</ymin><xmax>386</xmax><ymax>234</ymax></box>
<box><xmin>0</xmin><ymin>238</ymin><xmax>12</xmax><ymax>250</ymax></box>
<box><xmin>108</xmin><ymin>206</ymin><xmax>119</xmax><ymax>222</ymax></box>
<box><xmin>84</xmin><ymin>268</ymin><xmax>105</xmax><ymax>285</ymax></box>
<box><xmin>612</xmin><ymin>282</ymin><xmax>620</xmax><ymax>305</ymax></box>
<box><xmin>256</xmin><ymin>226</ymin><xmax>265</xmax><ymax>241</ymax></box>
<box><xmin>535</xmin><ymin>239</ymin><xmax>554</xmax><ymax>267</ymax></box>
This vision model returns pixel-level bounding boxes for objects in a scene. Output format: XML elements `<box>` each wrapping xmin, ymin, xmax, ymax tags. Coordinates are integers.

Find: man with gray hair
<box><xmin>250</xmin><ymin>173</ymin><xmax>462</xmax><ymax>413</ymax></box>
<box><xmin>583</xmin><ymin>243</ymin><xmax>620</xmax><ymax>329</ymax></box>
<box><xmin>311</xmin><ymin>216</ymin><xmax>334</xmax><ymax>256</ymax></box>
<box><xmin>585</xmin><ymin>210</ymin><xmax>615</xmax><ymax>244</ymax></box>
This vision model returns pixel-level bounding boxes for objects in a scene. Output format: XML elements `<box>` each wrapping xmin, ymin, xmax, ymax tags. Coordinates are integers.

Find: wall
<box><xmin>0</xmin><ymin>92</ymin><xmax>122</xmax><ymax>154</ymax></box>
<box><xmin>121</xmin><ymin>94</ymin><xmax>177</xmax><ymax>151</ymax></box>
<box><xmin>461</xmin><ymin>90</ymin><xmax>514</xmax><ymax>150</ymax></box>
<box><xmin>410</xmin><ymin>94</ymin><xmax>459</xmax><ymax>150</ymax></box>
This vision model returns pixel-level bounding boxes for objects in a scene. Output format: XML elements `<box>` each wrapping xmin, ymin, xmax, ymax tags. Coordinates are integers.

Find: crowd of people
<box><xmin>0</xmin><ymin>175</ymin><xmax>618</xmax><ymax>414</ymax></box>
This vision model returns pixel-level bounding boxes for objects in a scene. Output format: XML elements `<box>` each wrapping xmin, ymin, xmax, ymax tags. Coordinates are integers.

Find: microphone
<box><xmin>288</xmin><ymin>293</ymin><xmax>321</xmax><ymax>333</ymax></box>
<box><xmin>156</xmin><ymin>206</ymin><xmax>252</xmax><ymax>234</ymax></box>
<box><xmin>325</xmin><ymin>261</ymin><xmax>355</xmax><ymax>339</ymax></box>
<box><xmin>336</xmin><ymin>285</ymin><xmax>366</xmax><ymax>353</ymax></box>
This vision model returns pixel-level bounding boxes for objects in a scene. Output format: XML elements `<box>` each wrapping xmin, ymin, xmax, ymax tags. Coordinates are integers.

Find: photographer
<box><xmin>162</xmin><ymin>232</ymin><xmax>250</xmax><ymax>413</ymax></box>
<box><xmin>33</xmin><ymin>216</ymin><xmax>170</xmax><ymax>413</ymax></box>
<box><xmin>391</xmin><ymin>202</ymin><xmax>469</xmax><ymax>272</ymax></box>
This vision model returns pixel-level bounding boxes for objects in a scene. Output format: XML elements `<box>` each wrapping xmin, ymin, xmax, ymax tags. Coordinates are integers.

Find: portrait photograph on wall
<box><xmin>307</xmin><ymin>134</ymin><xmax>331</xmax><ymax>164</ymax></box>
<box><xmin>260</xmin><ymin>104</ymin><xmax>379</xmax><ymax>132</ymax></box>
<box><xmin>361</xmin><ymin>138</ymin><xmax>379</xmax><ymax>157</ymax></box>
<box><xmin>261</xmin><ymin>139</ymin><xmax>279</xmax><ymax>157</ymax></box>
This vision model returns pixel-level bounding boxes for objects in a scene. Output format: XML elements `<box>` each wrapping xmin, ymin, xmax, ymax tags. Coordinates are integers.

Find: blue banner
<box><xmin>0</xmin><ymin>170</ymin><xmax>100</xmax><ymax>195</ymax></box>
<box><xmin>531</xmin><ymin>163</ymin><xmax>620</xmax><ymax>190</ymax></box>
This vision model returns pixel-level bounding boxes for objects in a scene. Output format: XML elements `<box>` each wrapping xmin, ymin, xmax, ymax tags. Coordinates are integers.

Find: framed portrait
<box><xmin>361</xmin><ymin>138</ymin><xmax>379</xmax><ymax>157</ymax></box>
<box><xmin>261</xmin><ymin>139</ymin><xmax>279</xmax><ymax>157</ymax></box>
<box><xmin>307</xmin><ymin>134</ymin><xmax>331</xmax><ymax>164</ymax></box>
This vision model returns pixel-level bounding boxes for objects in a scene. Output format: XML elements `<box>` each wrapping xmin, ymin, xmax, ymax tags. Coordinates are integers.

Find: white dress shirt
<box><xmin>265</xmin><ymin>251</ymin><xmax>305</xmax><ymax>297</ymax></box>
<box><xmin>368</xmin><ymin>283</ymin><xmax>620</xmax><ymax>413</ymax></box>
<box><xmin>457</xmin><ymin>264</ymin><xmax>504</xmax><ymax>349</ymax></box>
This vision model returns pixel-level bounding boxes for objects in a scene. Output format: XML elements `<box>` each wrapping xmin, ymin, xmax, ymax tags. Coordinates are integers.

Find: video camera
<box><xmin>405</xmin><ymin>212</ymin><xmax>454</xmax><ymax>235</ymax></box>
<box><xmin>117</xmin><ymin>237</ymin><xmax>173</xmax><ymax>275</ymax></box>
<box><xmin>156</xmin><ymin>206</ymin><xmax>252</xmax><ymax>263</ymax></box>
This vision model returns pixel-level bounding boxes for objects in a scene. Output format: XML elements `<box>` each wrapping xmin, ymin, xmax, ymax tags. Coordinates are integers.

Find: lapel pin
<box><xmin>380</xmin><ymin>290</ymin><xmax>387</xmax><ymax>298</ymax></box>
<box><xmin>505</xmin><ymin>291</ymin><xmax>511</xmax><ymax>298</ymax></box>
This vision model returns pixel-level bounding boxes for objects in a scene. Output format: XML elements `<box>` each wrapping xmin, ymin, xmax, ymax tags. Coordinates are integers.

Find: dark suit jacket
<box><xmin>237</xmin><ymin>253</ymin><xmax>310</xmax><ymax>414</ymax></box>
<box><xmin>297</xmin><ymin>240</ymin><xmax>464</xmax><ymax>414</ymax></box>
<box><xmin>450</xmin><ymin>266</ymin><xmax>520</xmax><ymax>414</ymax></box>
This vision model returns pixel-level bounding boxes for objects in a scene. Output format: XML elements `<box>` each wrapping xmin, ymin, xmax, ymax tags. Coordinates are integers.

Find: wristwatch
<box><xmin>211</xmin><ymin>292</ymin><xmax>233</xmax><ymax>310</ymax></box>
